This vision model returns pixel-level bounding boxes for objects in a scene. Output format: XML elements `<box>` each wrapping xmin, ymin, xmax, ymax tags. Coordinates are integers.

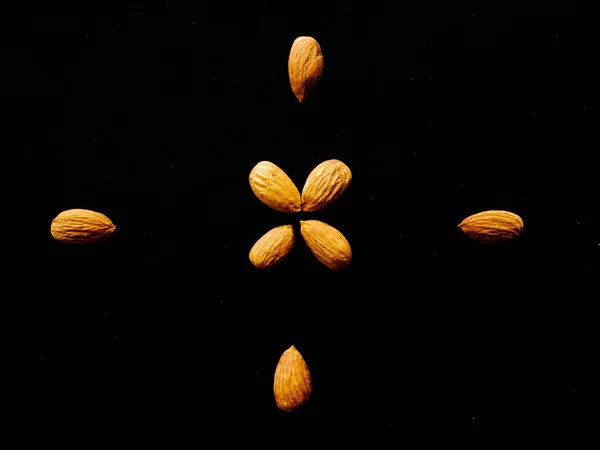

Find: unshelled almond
<box><xmin>301</xmin><ymin>159</ymin><xmax>352</xmax><ymax>212</ymax></box>
<box><xmin>300</xmin><ymin>220</ymin><xmax>352</xmax><ymax>271</ymax></box>
<box><xmin>249</xmin><ymin>225</ymin><xmax>294</xmax><ymax>269</ymax></box>
<box><xmin>288</xmin><ymin>36</ymin><xmax>324</xmax><ymax>103</ymax></box>
<box><xmin>273</xmin><ymin>345</ymin><xmax>312</xmax><ymax>412</ymax></box>
<box><xmin>249</xmin><ymin>161</ymin><xmax>301</xmax><ymax>213</ymax></box>
<box><xmin>458</xmin><ymin>210</ymin><xmax>524</xmax><ymax>244</ymax></box>
<box><xmin>50</xmin><ymin>208</ymin><xmax>116</xmax><ymax>243</ymax></box>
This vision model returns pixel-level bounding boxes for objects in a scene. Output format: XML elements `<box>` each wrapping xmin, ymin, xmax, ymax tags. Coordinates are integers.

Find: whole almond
<box><xmin>458</xmin><ymin>210</ymin><xmax>524</xmax><ymax>244</ymax></box>
<box><xmin>249</xmin><ymin>225</ymin><xmax>294</xmax><ymax>269</ymax></box>
<box><xmin>51</xmin><ymin>208</ymin><xmax>116</xmax><ymax>243</ymax></box>
<box><xmin>249</xmin><ymin>161</ymin><xmax>301</xmax><ymax>213</ymax></box>
<box><xmin>300</xmin><ymin>220</ymin><xmax>352</xmax><ymax>271</ymax></box>
<box><xmin>288</xmin><ymin>36</ymin><xmax>324</xmax><ymax>103</ymax></box>
<box><xmin>301</xmin><ymin>159</ymin><xmax>352</xmax><ymax>212</ymax></box>
<box><xmin>273</xmin><ymin>345</ymin><xmax>312</xmax><ymax>412</ymax></box>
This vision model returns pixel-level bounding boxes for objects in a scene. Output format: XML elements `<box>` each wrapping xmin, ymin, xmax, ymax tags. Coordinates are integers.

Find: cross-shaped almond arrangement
<box><xmin>248</xmin><ymin>159</ymin><xmax>352</xmax><ymax>271</ymax></box>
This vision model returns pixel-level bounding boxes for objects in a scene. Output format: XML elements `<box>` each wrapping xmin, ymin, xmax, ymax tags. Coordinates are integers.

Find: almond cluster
<box><xmin>249</xmin><ymin>159</ymin><xmax>352</xmax><ymax>271</ymax></box>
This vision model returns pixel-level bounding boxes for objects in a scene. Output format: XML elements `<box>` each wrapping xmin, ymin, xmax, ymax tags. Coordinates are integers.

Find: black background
<box><xmin>6</xmin><ymin>0</ymin><xmax>594</xmax><ymax>441</ymax></box>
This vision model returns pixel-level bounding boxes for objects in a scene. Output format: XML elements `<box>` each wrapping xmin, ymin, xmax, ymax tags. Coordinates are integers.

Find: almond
<box><xmin>249</xmin><ymin>161</ymin><xmax>301</xmax><ymax>213</ymax></box>
<box><xmin>300</xmin><ymin>220</ymin><xmax>352</xmax><ymax>271</ymax></box>
<box><xmin>273</xmin><ymin>345</ymin><xmax>312</xmax><ymax>412</ymax></box>
<box><xmin>249</xmin><ymin>224</ymin><xmax>294</xmax><ymax>269</ymax></box>
<box><xmin>50</xmin><ymin>208</ymin><xmax>116</xmax><ymax>243</ymax></box>
<box><xmin>301</xmin><ymin>159</ymin><xmax>352</xmax><ymax>212</ymax></box>
<box><xmin>458</xmin><ymin>210</ymin><xmax>524</xmax><ymax>244</ymax></box>
<box><xmin>288</xmin><ymin>36</ymin><xmax>324</xmax><ymax>103</ymax></box>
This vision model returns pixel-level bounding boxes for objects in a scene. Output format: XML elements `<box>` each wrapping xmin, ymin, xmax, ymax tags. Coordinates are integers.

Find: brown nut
<box><xmin>50</xmin><ymin>209</ymin><xmax>116</xmax><ymax>243</ymax></box>
<box><xmin>249</xmin><ymin>161</ymin><xmax>301</xmax><ymax>213</ymax></box>
<box><xmin>301</xmin><ymin>159</ymin><xmax>352</xmax><ymax>212</ymax></box>
<box><xmin>249</xmin><ymin>224</ymin><xmax>294</xmax><ymax>269</ymax></box>
<box><xmin>288</xmin><ymin>36</ymin><xmax>324</xmax><ymax>103</ymax></box>
<box><xmin>300</xmin><ymin>219</ymin><xmax>352</xmax><ymax>271</ymax></box>
<box><xmin>273</xmin><ymin>345</ymin><xmax>312</xmax><ymax>412</ymax></box>
<box><xmin>458</xmin><ymin>210</ymin><xmax>524</xmax><ymax>244</ymax></box>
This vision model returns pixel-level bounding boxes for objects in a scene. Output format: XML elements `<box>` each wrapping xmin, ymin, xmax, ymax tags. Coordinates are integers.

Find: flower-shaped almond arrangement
<box><xmin>249</xmin><ymin>159</ymin><xmax>352</xmax><ymax>271</ymax></box>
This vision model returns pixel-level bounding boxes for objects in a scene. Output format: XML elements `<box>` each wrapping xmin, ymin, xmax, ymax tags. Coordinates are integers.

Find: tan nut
<box><xmin>50</xmin><ymin>209</ymin><xmax>116</xmax><ymax>244</ymax></box>
<box><xmin>249</xmin><ymin>161</ymin><xmax>301</xmax><ymax>213</ymax></box>
<box><xmin>458</xmin><ymin>210</ymin><xmax>524</xmax><ymax>244</ymax></box>
<box><xmin>301</xmin><ymin>159</ymin><xmax>352</xmax><ymax>212</ymax></box>
<box><xmin>249</xmin><ymin>224</ymin><xmax>294</xmax><ymax>269</ymax></box>
<box><xmin>273</xmin><ymin>345</ymin><xmax>312</xmax><ymax>412</ymax></box>
<box><xmin>288</xmin><ymin>36</ymin><xmax>324</xmax><ymax>103</ymax></box>
<box><xmin>300</xmin><ymin>219</ymin><xmax>352</xmax><ymax>271</ymax></box>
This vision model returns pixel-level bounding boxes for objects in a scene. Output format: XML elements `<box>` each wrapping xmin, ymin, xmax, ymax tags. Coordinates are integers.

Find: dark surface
<box><xmin>6</xmin><ymin>0</ymin><xmax>592</xmax><ymax>440</ymax></box>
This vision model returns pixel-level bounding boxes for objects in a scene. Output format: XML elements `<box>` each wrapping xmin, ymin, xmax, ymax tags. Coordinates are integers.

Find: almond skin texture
<box><xmin>273</xmin><ymin>345</ymin><xmax>312</xmax><ymax>412</ymax></box>
<box><xmin>300</xmin><ymin>220</ymin><xmax>352</xmax><ymax>271</ymax></box>
<box><xmin>288</xmin><ymin>36</ymin><xmax>324</xmax><ymax>103</ymax></box>
<box><xmin>301</xmin><ymin>159</ymin><xmax>352</xmax><ymax>212</ymax></box>
<box><xmin>249</xmin><ymin>225</ymin><xmax>294</xmax><ymax>269</ymax></box>
<box><xmin>249</xmin><ymin>161</ymin><xmax>301</xmax><ymax>213</ymax></box>
<box><xmin>458</xmin><ymin>210</ymin><xmax>524</xmax><ymax>244</ymax></box>
<box><xmin>51</xmin><ymin>209</ymin><xmax>116</xmax><ymax>243</ymax></box>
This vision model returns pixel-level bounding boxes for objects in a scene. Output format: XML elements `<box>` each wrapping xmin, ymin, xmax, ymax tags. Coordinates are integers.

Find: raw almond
<box><xmin>50</xmin><ymin>208</ymin><xmax>116</xmax><ymax>243</ymax></box>
<box><xmin>288</xmin><ymin>36</ymin><xmax>324</xmax><ymax>103</ymax></box>
<box><xmin>301</xmin><ymin>159</ymin><xmax>352</xmax><ymax>212</ymax></box>
<box><xmin>273</xmin><ymin>345</ymin><xmax>312</xmax><ymax>412</ymax></box>
<box><xmin>249</xmin><ymin>224</ymin><xmax>294</xmax><ymax>269</ymax></box>
<box><xmin>249</xmin><ymin>161</ymin><xmax>301</xmax><ymax>213</ymax></box>
<box><xmin>458</xmin><ymin>210</ymin><xmax>524</xmax><ymax>244</ymax></box>
<box><xmin>300</xmin><ymin>219</ymin><xmax>352</xmax><ymax>271</ymax></box>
